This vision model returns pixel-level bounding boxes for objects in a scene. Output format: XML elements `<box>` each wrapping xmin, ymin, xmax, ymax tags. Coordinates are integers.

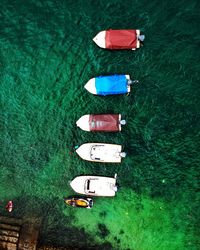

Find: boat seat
<box><xmin>90</xmin><ymin>145</ymin><xmax>105</xmax><ymax>160</ymax></box>
<box><xmin>86</xmin><ymin>179</ymin><xmax>95</xmax><ymax>193</ymax></box>
<box><xmin>88</xmin><ymin>190</ymin><xmax>95</xmax><ymax>194</ymax></box>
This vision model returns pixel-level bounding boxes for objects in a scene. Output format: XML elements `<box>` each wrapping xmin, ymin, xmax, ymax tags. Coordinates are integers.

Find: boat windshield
<box><xmin>85</xmin><ymin>179</ymin><xmax>95</xmax><ymax>194</ymax></box>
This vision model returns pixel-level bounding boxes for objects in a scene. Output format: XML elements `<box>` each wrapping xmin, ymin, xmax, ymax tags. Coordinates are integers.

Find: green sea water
<box><xmin>0</xmin><ymin>0</ymin><xmax>200</xmax><ymax>249</ymax></box>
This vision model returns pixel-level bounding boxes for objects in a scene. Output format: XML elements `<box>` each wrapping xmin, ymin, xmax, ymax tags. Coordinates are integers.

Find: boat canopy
<box><xmin>89</xmin><ymin>114</ymin><xmax>120</xmax><ymax>132</ymax></box>
<box><xmin>105</xmin><ymin>29</ymin><xmax>138</xmax><ymax>49</ymax></box>
<box><xmin>95</xmin><ymin>75</ymin><xmax>128</xmax><ymax>95</ymax></box>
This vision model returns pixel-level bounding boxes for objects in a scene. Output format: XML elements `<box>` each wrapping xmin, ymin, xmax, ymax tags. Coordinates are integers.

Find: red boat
<box><xmin>93</xmin><ymin>29</ymin><xmax>145</xmax><ymax>50</ymax></box>
<box><xmin>76</xmin><ymin>114</ymin><xmax>126</xmax><ymax>132</ymax></box>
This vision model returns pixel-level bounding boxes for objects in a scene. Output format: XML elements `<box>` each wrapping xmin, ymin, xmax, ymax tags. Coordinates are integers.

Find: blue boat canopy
<box><xmin>95</xmin><ymin>75</ymin><xmax>128</xmax><ymax>96</ymax></box>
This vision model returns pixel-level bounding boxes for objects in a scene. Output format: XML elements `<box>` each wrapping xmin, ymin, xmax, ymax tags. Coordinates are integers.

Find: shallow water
<box><xmin>0</xmin><ymin>0</ymin><xmax>200</xmax><ymax>249</ymax></box>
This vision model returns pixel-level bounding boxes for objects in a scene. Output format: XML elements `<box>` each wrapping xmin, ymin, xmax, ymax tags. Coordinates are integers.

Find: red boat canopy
<box><xmin>105</xmin><ymin>29</ymin><xmax>138</xmax><ymax>49</ymax></box>
<box><xmin>89</xmin><ymin>114</ymin><xmax>120</xmax><ymax>132</ymax></box>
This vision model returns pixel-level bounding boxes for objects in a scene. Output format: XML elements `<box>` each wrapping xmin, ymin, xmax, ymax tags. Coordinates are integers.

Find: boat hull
<box><xmin>70</xmin><ymin>175</ymin><xmax>118</xmax><ymax>197</ymax></box>
<box><xmin>76</xmin><ymin>143</ymin><xmax>124</xmax><ymax>163</ymax></box>
<box><xmin>93</xmin><ymin>29</ymin><xmax>141</xmax><ymax>50</ymax></box>
<box><xmin>76</xmin><ymin>114</ymin><xmax>122</xmax><ymax>132</ymax></box>
<box><xmin>84</xmin><ymin>74</ymin><xmax>131</xmax><ymax>96</ymax></box>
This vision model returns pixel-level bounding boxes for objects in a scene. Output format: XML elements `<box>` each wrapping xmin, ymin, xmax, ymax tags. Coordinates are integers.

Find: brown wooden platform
<box><xmin>0</xmin><ymin>216</ymin><xmax>41</xmax><ymax>250</ymax></box>
<box><xmin>0</xmin><ymin>216</ymin><xmax>92</xmax><ymax>250</ymax></box>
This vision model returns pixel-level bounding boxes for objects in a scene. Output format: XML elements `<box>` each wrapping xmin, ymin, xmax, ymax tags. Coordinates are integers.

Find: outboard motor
<box><xmin>120</xmin><ymin>120</ymin><xmax>126</xmax><ymax>125</ymax></box>
<box><xmin>127</xmin><ymin>79</ymin><xmax>139</xmax><ymax>85</ymax></box>
<box><xmin>120</xmin><ymin>152</ymin><xmax>127</xmax><ymax>158</ymax></box>
<box><xmin>138</xmin><ymin>34</ymin><xmax>145</xmax><ymax>42</ymax></box>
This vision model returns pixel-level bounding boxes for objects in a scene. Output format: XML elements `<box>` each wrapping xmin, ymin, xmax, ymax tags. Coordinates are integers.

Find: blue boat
<box><xmin>84</xmin><ymin>74</ymin><xmax>138</xmax><ymax>96</ymax></box>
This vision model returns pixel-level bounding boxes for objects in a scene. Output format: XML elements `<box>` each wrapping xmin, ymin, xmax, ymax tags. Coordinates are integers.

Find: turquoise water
<box><xmin>0</xmin><ymin>0</ymin><xmax>200</xmax><ymax>249</ymax></box>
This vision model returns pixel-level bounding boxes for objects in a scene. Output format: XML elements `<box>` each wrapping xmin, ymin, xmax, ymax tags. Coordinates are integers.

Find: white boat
<box><xmin>84</xmin><ymin>74</ymin><xmax>139</xmax><ymax>96</ymax></box>
<box><xmin>75</xmin><ymin>143</ymin><xmax>126</xmax><ymax>163</ymax></box>
<box><xmin>93</xmin><ymin>29</ymin><xmax>145</xmax><ymax>50</ymax></box>
<box><xmin>76</xmin><ymin>114</ymin><xmax>126</xmax><ymax>132</ymax></box>
<box><xmin>70</xmin><ymin>174</ymin><xmax>118</xmax><ymax>197</ymax></box>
